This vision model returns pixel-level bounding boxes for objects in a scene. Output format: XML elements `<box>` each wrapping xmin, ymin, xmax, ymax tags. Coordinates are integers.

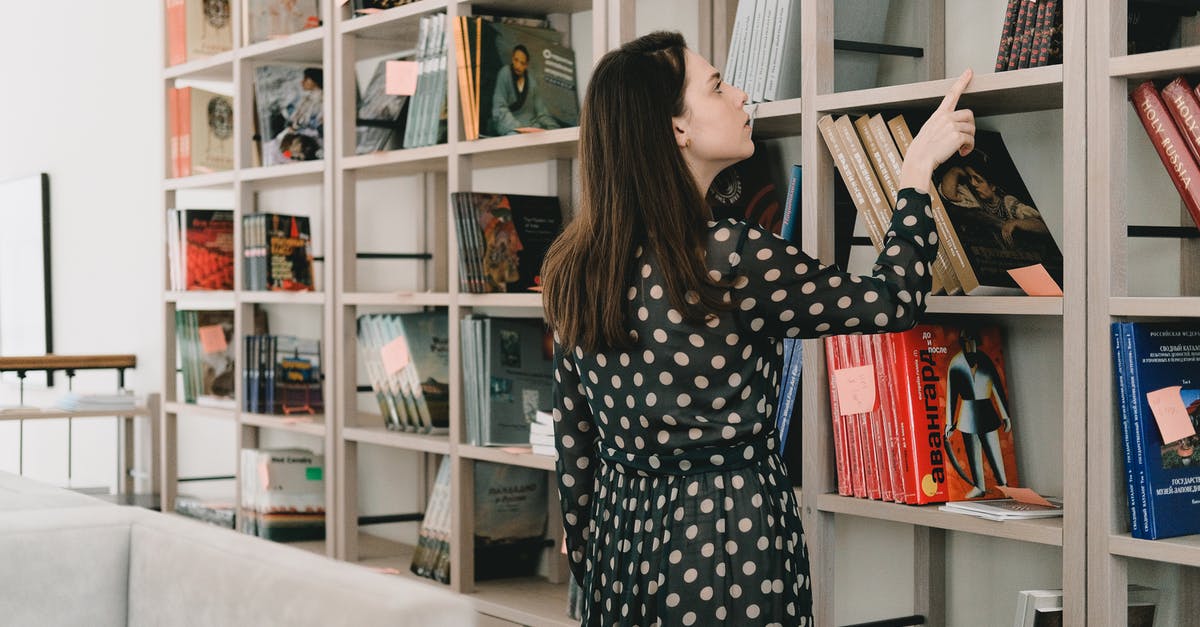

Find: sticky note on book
<box><xmin>832</xmin><ymin>365</ymin><xmax>876</xmax><ymax>415</ymax></box>
<box><xmin>998</xmin><ymin>486</ymin><xmax>1056</xmax><ymax>508</ymax></box>
<box><xmin>380</xmin><ymin>335</ymin><xmax>411</xmax><ymax>375</ymax></box>
<box><xmin>1007</xmin><ymin>264</ymin><xmax>1063</xmax><ymax>297</ymax></box>
<box><xmin>198</xmin><ymin>325</ymin><xmax>227</xmax><ymax>354</ymax></box>
<box><xmin>1147</xmin><ymin>385</ymin><xmax>1197</xmax><ymax>444</ymax></box>
<box><xmin>385</xmin><ymin>61</ymin><xmax>418</xmax><ymax>96</ymax></box>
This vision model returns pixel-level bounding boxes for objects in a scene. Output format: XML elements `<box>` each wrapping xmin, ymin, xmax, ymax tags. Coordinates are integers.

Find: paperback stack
<box><xmin>940</xmin><ymin>497</ymin><xmax>1063</xmax><ymax>522</ymax></box>
<box><xmin>238</xmin><ymin>448</ymin><xmax>325</xmax><ymax>542</ymax></box>
<box><xmin>399</xmin><ymin>13</ymin><xmax>449</xmax><ymax>148</ymax></box>
<box><xmin>245</xmin><ymin>0</ymin><xmax>320</xmax><ymax>45</ymax></box>
<box><xmin>356</xmin><ymin>312</ymin><xmax>450</xmax><ymax>434</ymax></box>
<box><xmin>1129</xmin><ymin>77</ymin><xmax>1200</xmax><ymax>232</ymax></box>
<box><xmin>1013</xmin><ymin>586</ymin><xmax>1157</xmax><ymax>627</ymax></box>
<box><xmin>460</xmin><ymin>316</ymin><xmax>554</xmax><ymax>446</ymax></box>
<box><xmin>451</xmin><ymin>192</ymin><xmax>563</xmax><ymax>294</ymax></box>
<box><xmin>529</xmin><ymin>410</ymin><xmax>555</xmax><ymax>458</ymax></box>
<box><xmin>411</xmin><ymin>457</ymin><xmax>452</xmax><ymax>582</ymax></box>
<box><xmin>993</xmin><ymin>0</ymin><xmax>1064</xmax><ymax>72</ymax></box>
<box><xmin>825</xmin><ymin>324</ymin><xmax>1021</xmax><ymax>504</ymax></box>
<box><xmin>723</xmin><ymin>0</ymin><xmax>803</xmax><ymax>103</ymax></box>
<box><xmin>56</xmin><ymin>392</ymin><xmax>140</xmax><ymax>413</ymax></box>
<box><xmin>355</xmin><ymin>58</ymin><xmax>410</xmax><ymax>154</ymax></box>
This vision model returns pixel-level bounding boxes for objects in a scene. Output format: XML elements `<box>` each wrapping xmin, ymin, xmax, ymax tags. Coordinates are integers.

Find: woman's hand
<box><xmin>897</xmin><ymin>68</ymin><xmax>976</xmax><ymax>193</ymax></box>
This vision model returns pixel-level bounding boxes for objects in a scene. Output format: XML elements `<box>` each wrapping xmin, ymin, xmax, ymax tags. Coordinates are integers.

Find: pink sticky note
<box><xmin>1006</xmin><ymin>264</ymin><xmax>1063</xmax><ymax>297</ymax></box>
<box><xmin>998</xmin><ymin>486</ymin><xmax>1056</xmax><ymax>507</ymax></box>
<box><xmin>385</xmin><ymin>61</ymin><xmax>419</xmax><ymax>96</ymax></box>
<box><xmin>198</xmin><ymin>325</ymin><xmax>228</xmax><ymax>354</ymax></box>
<box><xmin>832</xmin><ymin>365</ymin><xmax>876</xmax><ymax>415</ymax></box>
<box><xmin>1147</xmin><ymin>386</ymin><xmax>1197</xmax><ymax>444</ymax></box>
<box><xmin>380</xmin><ymin>335</ymin><xmax>411</xmax><ymax>376</ymax></box>
<box><xmin>499</xmin><ymin>446</ymin><xmax>533</xmax><ymax>455</ymax></box>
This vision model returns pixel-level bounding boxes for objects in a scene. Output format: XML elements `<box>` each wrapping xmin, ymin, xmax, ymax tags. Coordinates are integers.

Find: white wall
<box><xmin>0</xmin><ymin>0</ymin><xmax>163</xmax><ymax>490</ymax></box>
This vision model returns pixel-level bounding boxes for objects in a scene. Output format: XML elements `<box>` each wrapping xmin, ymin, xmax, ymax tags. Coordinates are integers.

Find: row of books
<box><xmin>411</xmin><ymin>457</ymin><xmax>547</xmax><ymax>583</ymax></box>
<box><xmin>1014</xmin><ymin>586</ymin><xmax>1157</xmax><ymax>627</ymax></box>
<box><xmin>819</xmin><ymin>112</ymin><xmax>1064</xmax><ymax>295</ymax></box>
<box><xmin>1129</xmin><ymin>76</ymin><xmax>1200</xmax><ymax>232</ymax></box>
<box><xmin>167</xmin><ymin>209</ymin><xmax>234</xmax><ymax>291</ymax></box>
<box><xmin>452</xmin><ymin>15</ymin><xmax>579</xmax><ymax>140</ymax></box>
<box><xmin>724</xmin><ymin>0</ymin><xmax>802</xmax><ymax>103</ymax></box>
<box><xmin>460</xmin><ymin>316</ymin><xmax>553</xmax><ymax>447</ymax></box>
<box><xmin>242</xmin><ymin>213</ymin><xmax>316</xmax><ymax>292</ymax></box>
<box><xmin>401</xmin><ymin>14</ymin><xmax>449</xmax><ymax>149</ymax></box>
<box><xmin>243</xmin><ymin>334</ymin><xmax>324</xmax><ymax>415</ymax></box>
<box><xmin>993</xmin><ymin>0</ymin><xmax>1063</xmax><ymax>72</ymax></box>
<box><xmin>168</xmin><ymin>87</ymin><xmax>233</xmax><ymax>178</ymax></box>
<box><xmin>238</xmin><ymin>447</ymin><xmax>325</xmax><ymax>542</ymax></box>
<box><xmin>451</xmin><ymin>192</ymin><xmax>563</xmax><ymax>294</ymax></box>
<box><xmin>824</xmin><ymin>324</ymin><xmax>1021</xmax><ymax>504</ymax></box>
<box><xmin>175</xmin><ymin>310</ymin><xmax>236</xmax><ymax>406</ymax></box>
<box><xmin>166</xmin><ymin>0</ymin><xmax>319</xmax><ymax>67</ymax></box>
<box><xmin>1112</xmin><ymin>321</ymin><xmax>1200</xmax><ymax>540</ymax></box>
<box><xmin>356</xmin><ymin>312</ymin><xmax>450</xmax><ymax>434</ymax></box>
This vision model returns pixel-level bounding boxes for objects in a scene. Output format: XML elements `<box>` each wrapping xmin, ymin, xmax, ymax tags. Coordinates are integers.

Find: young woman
<box><xmin>542</xmin><ymin>31</ymin><xmax>976</xmax><ymax>625</ymax></box>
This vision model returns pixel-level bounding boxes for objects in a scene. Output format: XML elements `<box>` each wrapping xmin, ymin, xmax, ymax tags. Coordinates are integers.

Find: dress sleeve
<box><xmin>551</xmin><ymin>340</ymin><xmax>596</xmax><ymax>587</ymax></box>
<box><xmin>724</xmin><ymin>187</ymin><xmax>940</xmax><ymax>339</ymax></box>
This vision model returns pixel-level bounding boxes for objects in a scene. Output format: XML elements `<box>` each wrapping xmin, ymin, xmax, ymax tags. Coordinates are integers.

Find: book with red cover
<box><xmin>1161</xmin><ymin>77</ymin><xmax>1200</xmax><ymax>164</ymax></box>
<box><xmin>1132</xmin><ymin>81</ymin><xmax>1200</xmax><ymax>231</ymax></box>
<box><xmin>183</xmin><ymin>209</ymin><xmax>234</xmax><ymax>290</ymax></box>
<box><xmin>847</xmin><ymin>335</ymin><xmax>884</xmax><ymax>501</ymax></box>
<box><xmin>826</xmin><ymin>335</ymin><xmax>865</xmax><ymax>497</ymax></box>
<box><xmin>824</xmin><ymin>336</ymin><xmax>852</xmax><ymax>497</ymax></box>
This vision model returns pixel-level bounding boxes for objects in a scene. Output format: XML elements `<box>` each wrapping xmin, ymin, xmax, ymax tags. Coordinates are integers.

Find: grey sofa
<box><xmin>0</xmin><ymin>472</ymin><xmax>475</xmax><ymax>626</ymax></box>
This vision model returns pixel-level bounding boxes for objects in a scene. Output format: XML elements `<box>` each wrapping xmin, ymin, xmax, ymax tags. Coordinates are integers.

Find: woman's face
<box><xmin>511</xmin><ymin>49</ymin><xmax>529</xmax><ymax>77</ymax></box>
<box><xmin>674</xmin><ymin>48</ymin><xmax>754</xmax><ymax>167</ymax></box>
<box><xmin>966</xmin><ymin>166</ymin><xmax>996</xmax><ymax>200</ymax></box>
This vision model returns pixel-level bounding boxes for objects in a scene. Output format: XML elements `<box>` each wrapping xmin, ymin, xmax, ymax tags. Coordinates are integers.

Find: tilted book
<box><xmin>1131</xmin><ymin>81</ymin><xmax>1200</xmax><ymax>231</ymax></box>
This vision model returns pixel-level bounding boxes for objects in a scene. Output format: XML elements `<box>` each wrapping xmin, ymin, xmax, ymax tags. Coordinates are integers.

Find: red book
<box><xmin>1162</xmin><ymin>77</ymin><xmax>1200</xmax><ymax>165</ymax></box>
<box><xmin>824</xmin><ymin>336</ymin><xmax>852</xmax><ymax>496</ymax></box>
<box><xmin>166</xmin><ymin>0</ymin><xmax>186</xmax><ymax>66</ymax></box>
<box><xmin>827</xmin><ymin>335</ymin><xmax>867</xmax><ymax>498</ymax></box>
<box><xmin>994</xmin><ymin>0</ymin><xmax>1020</xmax><ymax>73</ymax></box>
<box><xmin>178</xmin><ymin>86</ymin><xmax>192</xmax><ymax>177</ymax></box>
<box><xmin>1132</xmin><ymin>81</ymin><xmax>1200</xmax><ymax>231</ymax></box>
<box><xmin>866</xmin><ymin>334</ymin><xmax>905</xmax><ymax>503</ymax></box>
<box><xmin>168</xmin><ymin>88</ymin><xmax>180</xmax><ymax>178</ymax></box>
<box><xmin>883</xmin><ymin>333</ymin><xmax>918</xmax><ymax>504</ymax></box>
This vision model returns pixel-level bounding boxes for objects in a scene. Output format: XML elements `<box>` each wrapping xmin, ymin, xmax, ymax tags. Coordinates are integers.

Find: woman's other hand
<box><xmin>897</xmin><ymin>68</ymin><xmax>976</xmax><ymax>193</ymax></box>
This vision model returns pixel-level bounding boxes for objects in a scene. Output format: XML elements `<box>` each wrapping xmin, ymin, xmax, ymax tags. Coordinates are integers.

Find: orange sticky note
<box><xmin>385</xmin><ymin>61</ymin><xmax>419</xmax><ymax>96</ymax></box>
<box><xmin>499</xmin><ymin>446</ymin><xmax>533</xmax><ymax>455</ymax></box>
<box><xmin>997</xmin><ymin>486</ymin><xmax>1056</xmax><ymax>508</ymax></box>
<box><xmin>1006</xmin><ymin>264</ymin><xmax>1063</xmax><ymax>297</ymax></box>
<box><xmin>380</xmin><ymin>335</ymin><xmax>411</xmax><ymax>376</ymax></box>
<box><xmin>832</xmin><ymin>365</ymin><xmax>876</xmax><ymax>415</ymax></box>
<box><xmin>198</xmin><ymin>325</ymin><xmax>228</xmax><ymax>354</ymax></box>
<box><xmin>1147</xmin><ymin>385</ymin><xmax>1197</xmax><ymax>444</ymax></box>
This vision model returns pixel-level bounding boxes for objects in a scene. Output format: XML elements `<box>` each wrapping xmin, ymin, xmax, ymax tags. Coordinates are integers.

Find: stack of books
<box><xmin>723</xmin><ymin>0</ymin><xmax>802</xmax><ymax>103</ymax></box>
<box><xmin>940</xmin><ymin>497</ymin><xmax>1063</xmax><ymax>522</ymax></box>
<box><xmin>529</xmin><ymin>410</ymin><xmax>555</xmax><ymax>458</ymax></box>
<box><xmin>238</xmin><ymin>448</ymin><xmax>325</xmax><ymax>542</ymax></box>
<box><xmin>56</xmin><ymin>393</ymin><xmax>140</xmax><ymax>413</ymax></box>
<box><xmin>993</xmin><ymin>0</ymin><xmax>1063</xmax><ymax>72</ymax></box>
<box><xmin>167</xmin><ymin>209</ymin><xmax>234</xmax><ymax>291</ymax></box>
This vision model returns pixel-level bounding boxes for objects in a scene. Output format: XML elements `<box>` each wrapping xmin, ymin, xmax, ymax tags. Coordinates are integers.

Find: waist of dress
<box><xmin>596</xmin><ymin>436</ymin><xmax>775</xmax><ymax>477</ymax></box>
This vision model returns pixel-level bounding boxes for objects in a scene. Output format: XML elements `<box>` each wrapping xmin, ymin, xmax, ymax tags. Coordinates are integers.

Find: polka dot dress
<box><xmin>553</xmin><ymin>189</ymin><xmax>938</xmax><ymax>626</ymax></box>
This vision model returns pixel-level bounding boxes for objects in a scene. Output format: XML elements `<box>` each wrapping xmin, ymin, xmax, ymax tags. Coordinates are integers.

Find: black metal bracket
<box><xmin>834</xmin><ymin>39</ymin><xmax>925</xmax><ymax>58</ymax></box>
<box><xmin>1128</xmin><ymin>225</ymin><xmax>1200</xmax><ymax>238</ymax></box>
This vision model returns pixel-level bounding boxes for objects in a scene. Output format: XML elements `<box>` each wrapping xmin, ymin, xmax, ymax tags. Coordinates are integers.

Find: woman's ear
<box><xmin>672</xmin><ymin>119</ymin><xmax>689</xmax><ymax>149</ymax></box>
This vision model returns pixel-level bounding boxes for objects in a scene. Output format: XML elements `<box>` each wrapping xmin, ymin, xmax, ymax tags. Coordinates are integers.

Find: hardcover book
<box><xmin>1131</xmin><ymin>80</ymin><xmax>1200</xmax><ymax>231</ymax></box>
<box><xmin>1113</xmin><ymin>321</ymin><xmax>1200</xmax><ymax>540</ymax></box>
<box><xmin>473</xmin><ymin>461</ymin><xmax>548</xmax><ymax>580</ymax></box>
<box><xmin>931</xmin><ymin>129</ymin><xmax>1064</xmax><ymax>294</ymax></box>
<box><xmin>253</xmin><ymin>65</ymin><xmax>324</xmax><ymax>165</ymax></box>
<box><xmin>452</xmin><ymin>192</ymin><xmax>563</xmax><ymax>293</ymax></box>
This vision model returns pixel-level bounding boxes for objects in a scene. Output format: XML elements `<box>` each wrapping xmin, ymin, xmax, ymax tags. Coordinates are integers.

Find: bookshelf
<box><xmin>157</xmin><ymin>0</ymin><xmax>1183</xmax><ymax>624</ymax></box>
<box><xmin>1088</xmin><ymin>1</ymin><xmax>1200</xmax><ymax>625</ymax></box>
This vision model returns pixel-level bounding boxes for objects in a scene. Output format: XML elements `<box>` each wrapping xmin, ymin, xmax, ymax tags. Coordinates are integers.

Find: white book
<box><xmin>529</xmin><ymin>421</ymin><xmax>554</xmax><ymax>437</ymax></box>
<box><xmin>725</xmin><ymin>0</ymin><xmax>755</xmax><ymax>87</ymax></box>
<box><xmin>742</xmin><ymin>0</ymin><xmax>766</xmax><ymax>98</ymax></box>
<box><xmin>765</xmin><ymin>0</ymin><xmax>801</xmax><ymax>101</ymax></box>
<box><xmin>940</xmin><ymin>497</ymin><xmax>1064</xmax><ymax>521</ymax></box>
<box><xmin>751</xmin><ymin>0</ymin><xmax>778</xmax><ymax>103</ymax></box>
<box><xmin>733</xmin><ymin>0</ymin><xmax>761</xmax><ymax>93</ymax></box>
<box><xmin>531</xmin><ymin>443</ymin><xmax>557</xmax><ymax>458</ymax></box>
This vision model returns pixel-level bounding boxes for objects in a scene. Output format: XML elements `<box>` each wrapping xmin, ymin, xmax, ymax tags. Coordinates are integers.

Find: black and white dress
<box><xmin>553</xmin><ymin>188</ymin><xmax>939</xmax><ymax>626</ymax></box>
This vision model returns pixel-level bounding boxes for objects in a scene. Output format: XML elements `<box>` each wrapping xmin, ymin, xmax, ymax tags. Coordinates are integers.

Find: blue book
<box><xmin>780</xmin><ymin>165</ymin><xmax>802</xmax><ymax>243</ymax></box>
<box><xmin>1118</xmin><ymin>322</ymin><xmax>1200</xmax><ymax>540</ymax></box>
<box><xmin>775</xmin><ymin>165</ymin><xmax>803</xmax><ymax>448</ymax></box>
<box><xmin>1112</xmin><ymin>323</ymin><xmax>1140</xmax><ymax>535</ymax></box>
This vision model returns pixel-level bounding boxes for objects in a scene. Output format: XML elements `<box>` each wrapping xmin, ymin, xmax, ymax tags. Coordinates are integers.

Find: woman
<box><xmin>542</xmin><ymin>31</ymin><xmax>975</xmax><ymax>625</ymax></box>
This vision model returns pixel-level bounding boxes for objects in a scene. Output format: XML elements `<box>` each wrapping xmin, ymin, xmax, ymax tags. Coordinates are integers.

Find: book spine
<box><xmin>1026</xmin><ymin>0</ymin><xmax>1048</xmax><ymax>69</ymax></box>
<box><xmin>888</xmin><ymin>114</ymin><xmax>979</xmax><ymax>294</ymax></box>
<box><xmin>168</xmin><ymin>88</ymin><xmax>180</xmax><ymax>178</ymax></box>
<box><xmin>167</xmin><ymin>0</ymin><xmax>187</xmax><ymax>66</ymax></box>
<box><xmin>817</xmin><ymin>115</ymin><xmax>885</xmax><ymax>249</ymax></box>
<box><xmin>751</xmin><ymin>0</ymin><xmax>778</xmax><ymax>103</ymax></box>
<box><xmin>859</xmin><ymin>334</ymin><xmax>895</xmax><ymax>502</ymax></box>
<box><xmin>884</xmin><ymin>334</ymin><xmax>917</xmax><ymax>503</ymax></box>
<box><xmin>1112</xmin><ymin>323</ymin><xmax>1140</xmax><ymax>536</ymax></box>
<box><xmin>452</xmin><ymin>17</ymin><xmax>474</xmax><ymax>141</ymax></box>
<box><xmin>854</xmin><ymin>115</ymin><xmax>899</xmax><ymax>209</ymax></box>
<box><xmin>1131</xmin><ymin>81</ymin><xmax>1200</xmax><ymax>231</ymax></box>
<box><xmin>1036</xmin><ymin>0</ymin><xmax>1059</xmax><ymax>66</ymax></box>
<box><xmin>823</xmin><ymin>335</ymin><xmax>854</xmax><ymax>497</ymax></box>
<box><xmin>1016</xmin><ymin>0</ymin><xmax>1038</xmax><ymax>69</ymax></box>
<box><xmin>1008</xmin><ymin>0</ymin><xmax>1030</xmax><ymax>71</ymax></box>
<box><xmin>994</xmin><ymin>0</ymin><xmax>1020</xmax><ymax>72</ymax></box>
<box><xmin>179</xmin><ymin>87</ymin><xmax>192</xmax><ymax>177</ymax></box>
<box><xmin>763</xmin><ymin>0</ymin><xmax>790</xmax><ymax>101</ymax></box>
<box><xmin>870</xmin><ymin>334</ymin><xmax>905</xmax><ymax>503</ymax></box>
<box><xmin>780</xmin><ymin>164</ymin><xmax>802</xmax><ymax>243</ymax></box>
<box><xmin>894</xmin><ymin>328</ymin><xmax>949</xmax><ymax>504</ymax></box>
<box><xmin>846</xmin><ymin>335</ymin><xmax>883</xmax><ymax>500</ymax></box>
<box><xmin>724</xmin><ymin>0</ymin><xmax>751</xmax><ymax>86</ymax></box>
<box><xmin>1161</xmin><ymin>77</ymin><xmax>1200</xmax><ymax>166</ymax></box>
<box><xmin>1124</xmin><ymin>324</ymin><xmax>1154</xmax><ymax>538</ymax></box>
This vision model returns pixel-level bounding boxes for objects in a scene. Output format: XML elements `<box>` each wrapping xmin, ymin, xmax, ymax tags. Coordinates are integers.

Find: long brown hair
<box><xmin>542</xmin><ymin>31</ymin><xmax>732</xmax><ymax>353</ymax></box>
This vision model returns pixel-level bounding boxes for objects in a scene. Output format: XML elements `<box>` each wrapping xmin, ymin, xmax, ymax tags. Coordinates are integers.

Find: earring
<box><xmin>684</xmin><ymin>138</ymin><xmax>692</xmax><ymax>149</ymax></box>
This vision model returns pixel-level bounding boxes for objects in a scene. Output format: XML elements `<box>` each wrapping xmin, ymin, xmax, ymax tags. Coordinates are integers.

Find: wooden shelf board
<box><xmin>815</xmin><ymin>494</ymin><xmax>1064</xmax><ymax>546</ymax></box>
<box><xmin>240</xmin><ymin>291</ymin><xmax>327</xmax><ymax>305</ymax></box>
<box><xmin>1109</xmin><ymin>47</ymin><xmax>1200</xmax><ymax>80</ymax></box>
<box><xmin>239</xmin><ymin>160</ymin><xmax>325</xmax><ymax>183</ymax></box>
<box><xmin>340</xmin><ymin>0</ymin><xmax>449</xmax><ymax>39</ymax></box>
<box><xmin>164</xmin><ymin>51</ymin><xmax>235</xmax><ymax>81</ymax></box>
<box><xmin>0</xmin><ymin>406</ymin><xmax>152</xmax><ymax>422</ymax></box>
<box><xmin>751</xmin><ymin>97</ymin><xmax>803</xmax><ymax>138</ymax></box>
<box><xmin>457</xmin><ymin>127</ymin><xmax>579</xmax><ymax>167</ymax></box>
<box><xmin>462</xmin><ymin>0</ymin><xmax>594</xmax><ymax>15</ymax></box>
<box><xmin>343</xmin><ymin>291</ymin><xmax>452</xmax><ymax>307</ymax></box>
<box><xmin>472</xmin><ymin>577</ymin><xmax>575</xmax><ymax>627</ymax></box>
<box><xmin>1110</xmin><ymin>297</ymin><xmax>1200</xmax><ymax>318</ymax></box>
<box><xmin>238</xmin><ymin>27</ymin><xmax>326</xmax><ymax>64</ymax></box>
<box><xmin>344</xmin><ymin>424</ymin><xmax>451</xmax><ymax>454</ymax></box>
<box><xmin>240</xmin><ymin>412</ymin><xmax>327</xmax><ymax>437</ymax></box>
<box><xmin>163</xmin><ymin>401</ymin><xmax>237</xmax><ymax>421</ymax></box>
<box><xmin>459</xmin><ymin>445</ymin><xmax>556</xmax><ymax>471</ymax></box>
<box><xmin>164</xmin><ymin>170</ymin><xmax>235</xmax><ymax>190</ymax></box>
<box><xmin>458</xmin><ymin>293</ymin><xmax>544</xmax><ymax>309</ymax></box>
<box><xmin>925</xmin><ymin>295</ymin><xmax>1063</xmax><ymax>316</ymax></box>
<box><xmin>1109</xmin><ymin>533</ymin><xmax>1200</xmax><ymax>568</ymax></box>
<box><xmin>341</xmin><ymin>144</ymin><xmax>450</xmax><ymax>174</ymax></box>
<box><xmin>165</xmin><ymin>291</ymin><xmax>237</xmax><ymax>309</ymax></box>
<box><xmin>815</xmin><ymin>65</ymin><xmax>1063</xmax><ymax>116</ymax></box>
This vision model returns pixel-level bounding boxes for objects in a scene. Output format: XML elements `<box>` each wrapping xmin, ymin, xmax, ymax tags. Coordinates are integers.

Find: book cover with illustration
<box><xmin>398</xmin><ymin>312</ymin><xmax>451</xmax><ymax>433</ymax></box>
<box><xmin>1114</xmin><ymin>321</ymin><xmax>1200</xmax><ymax>540</ymax></box>
<box><xmin>182</xmin><ymin>87</ymin><xmax>234</xmax><ymax>173</ymax></box>
<box><xmin>182</xmin><ymin>209</ymin><xmax>234</xmax><ymax>290</ymax></box>
<box><xmin>931</xmin><ymin>130</ymin><xmax>1064</xmax><ymax>294</ymax></box>
<box><xmin>459</xmin><ymin>18</ymin><xmax>579</xmax><ymax>139</ymax></box>
<box><xmin>355</xmin><ymin>58</ymin><xmax>409</xmax><ymax>154</ymax></box>
<box><xmin>454</xmin><ymin>192</ymin><xmax>563</xmax><ymax>293</ymax></box>
<box><xmin>484</xmin><ymin>317</ymin><xmax>554</xmax><ymax>446</ymax></box>
<box><xmin>473</xmin><ymin>461</ymin><xmax>547</xmax><ymax>580</ymax></box>
<box><xmin>265</xmin><ymin>213</ymin><xmax>314</xmax><ymax>291</ymax></box>
<box><xmin>253</xmin><ymin>64</ymin><xmax>324</xmax><ymax>165</ymax></box>
<box><xmin>890</xmin><ymin>324</ymin><xmax>1019</xmax><ymax>503</ymax></box>
<box><xmin>245</xmin><ymin>0</ymin><xmax>320</xmax><ymax>44</ymax></box>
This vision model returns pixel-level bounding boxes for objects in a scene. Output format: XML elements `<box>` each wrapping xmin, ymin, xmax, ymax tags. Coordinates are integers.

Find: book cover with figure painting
<box><xmin>451</xmin><ymin>192</ymin><xmax>563</xmax><ymax>293</ymax></box>
<box><xmin>253</xmin><ymin>64</ymin><xmax>324</xmax><ymax>165</ymax></box>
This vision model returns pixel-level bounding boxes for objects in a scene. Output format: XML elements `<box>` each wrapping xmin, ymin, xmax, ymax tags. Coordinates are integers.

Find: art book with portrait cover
<box><xmin>931</xmin><ymin>129</ymin><xmax>1064</xmax><ymax>294</ymax></box>
<box><xmin>1113</xmin><ymin>321</ymin><xmax>1200</xmax><ymax>540</ymax></box>
<box><xmin>252</xmin><ymin>64</ymin><xmax>324</xmax><ymax>166</ymax></box>
<box><xmin>453</xmin><ymin>16</ymin><xmax>579</xmax><ymax>139</ymax></box>
<box><xmin>451</xmin><ymin>192</ymin><xmax>563</xmax><ymax>293</ymax></box>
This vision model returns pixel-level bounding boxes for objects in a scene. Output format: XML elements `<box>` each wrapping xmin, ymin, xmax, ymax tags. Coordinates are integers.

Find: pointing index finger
<box><xmin>937</xmin><ymin>68</ymin><xmax>974</xmax><ymax>113</ymax></box>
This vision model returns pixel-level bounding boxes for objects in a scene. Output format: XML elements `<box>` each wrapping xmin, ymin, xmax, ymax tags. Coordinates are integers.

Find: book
<box><xmin>242</xmin><ymin>213</ymin><xmax>316</xmax><ymax>291</ymax></box>
<box><xmin>460</xmin><ymin>316</ymin><xmax>554</xmax><ymax>446</ymax></box>
<box><xmin>245</xmin><ymin>0</ymin><xmax>320</xmax><ymax>45</ymax></box>
<box><xmin>994</xmin><ymin>0</ymin><xmax>1020</xmax><ymax>72</ymax></box>
<box><xmin>473</xmin><ymin>461</ymin><xmax>548</xmax><ymax>580</ymax></box>
<box><xmin>930</xmin><ymin>129</ymin><xmax>1065</xmax><ymax>294</ymax></box>
<box><xmin>451</xmin><ymin>192</ymin><xmax>564</xmax><ymax>293</ymax></box>
<box><xmin>940</xmin><ymin>497</ymin><xmax>1064</xmax><ymax>521</ymax></box>
<box><xmin>1014</xmin><ymin>586</ymin><xmax>1157</xmax><ymax>627</ymax></box>
<box><xmin>180</xmin><ymin>209</ymin><xmax>234</xmax><ymax>291</ymax></box>
<box><xmin>1113</xmin><ymin>321</ymin><xmax>1200</xmax><ymax>540</ymax></box>
<box><xmin>174</xmin><ymin>87</ymin><xmax>234</xmax><ymax>175</ymax></box>
<box><xmin>708</xmin><ymin>141</ymin><xmax>789</xmax><ymax>235</ymax></box>
<box><xmin>455</xmin><ymin>17</ymin><xmax>579</xmax><ymax>139</ymax></box>
<box><xmin>167</xmin><ymin>0</ymin><xmax>232</xmax><ymax>66</ymax></box>
<box><xmin>355</xmin><ymin>58</ymin><xmax>410</xmax><ymax>154</ymax></box>
<box><xmin>1131</xmin><ymin>81</ymin><xmax>1200</xmax><ymax>232</ymax></box>
<box><xmin>252</xmin><ymin>65</ymin><xmax>324</xmax><ymax>166</ymax></box>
